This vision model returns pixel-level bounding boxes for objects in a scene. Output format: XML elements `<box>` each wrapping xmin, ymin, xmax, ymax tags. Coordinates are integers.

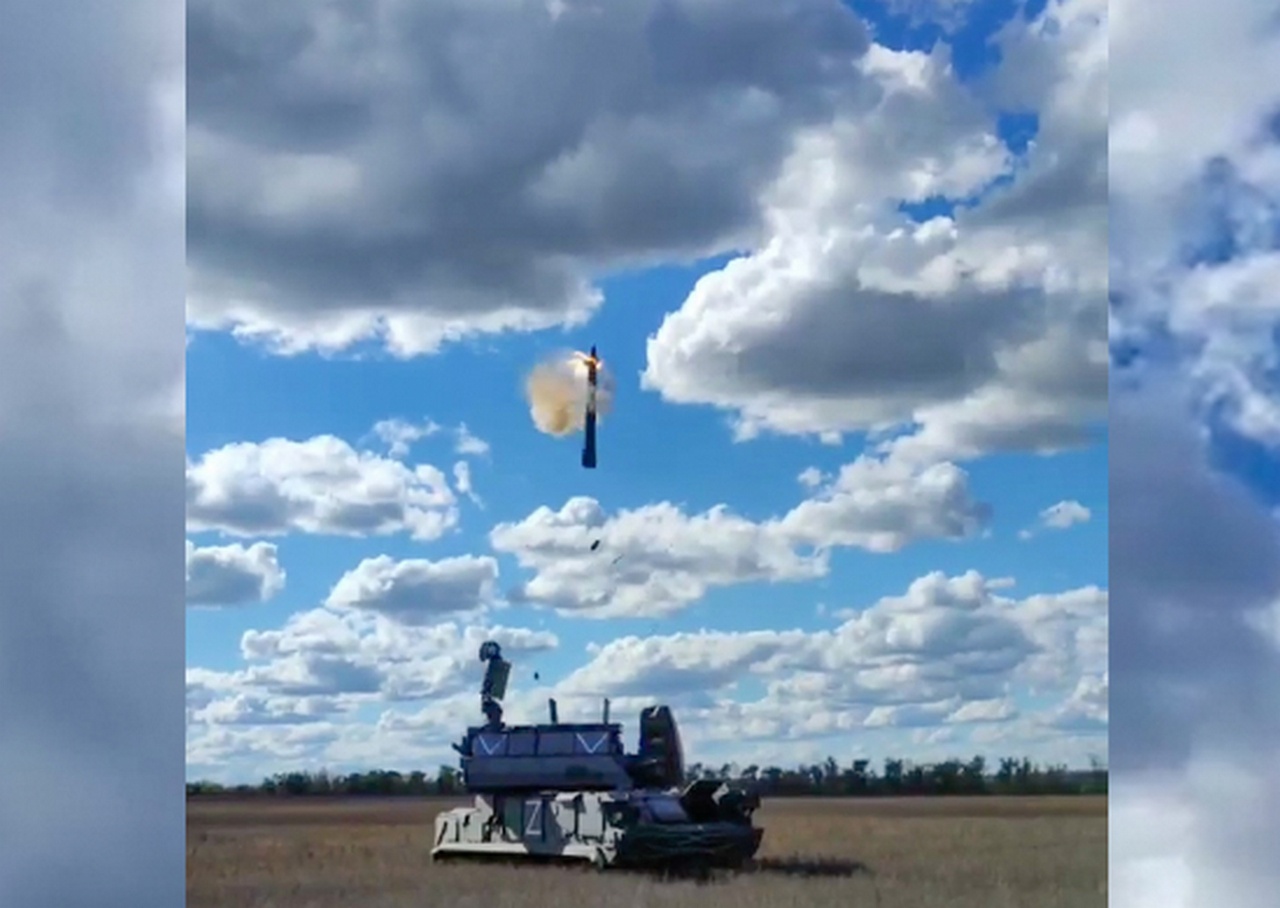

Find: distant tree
<box><xmin>188</xmin><ymin>749</ymin><xmax>1105</xmax><ymax>800</ymax></box>
<box><xmin>436</xmin><ymin>765</ymin><xmax>459</xmax><ymax>795</ymax></box>
<box><xmin>883</xmin><ymin>758</ymin><xmax>904</xmax><ymax>794</ymax></box>
<box><xmin>962</xmin><ymin>755</ymin><xmax>986</xmax><ymax>794</ymax></box>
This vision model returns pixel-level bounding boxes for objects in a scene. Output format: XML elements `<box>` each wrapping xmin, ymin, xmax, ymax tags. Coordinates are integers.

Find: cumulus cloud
<box><xmin>1040</xmin><ymin>500</ymin><xmax>1091</xmax><ymax>529</ymax></box>
<box><xmin>1109</xmin><ymin>387</ymin><xmax>1280</xmax><ymax>907</ymax></box>
<box><xmin>642</xmin><ymin>5</ymin><xmax>1107</xmax><ymax>461</ymax></box>
<box><xmin>1110</xmin><ymin>0</ymin><xmax>1280</xmax><ymax>452</ymax></box>
<box><xmin>186</xmin><ymin>540</ymin><xmax>286</xmax><ymax>607</ymax></box>
<box><xmin>1106</xmin><ymin>0</ymin><xmax>1280</xmax><ymax>899</ymax></box>
<box><xmin>1019</xmin><ymin>499</ymin><xmax>1092</xmax><ymax>539</ymax></box>
<box><xmin>187</xmin><ymin>567</ymin><xmax>1102</xmax><ymax>777</ymax></box>
<box><xmin>863</xmin><ymin>698</ymin><xmax>1015</xmax><ymax>728</ymax></box>
<box><xmin>491</xmin><ymin>496</ymin><xmax>825</xmax><ymax>618</ymax></box>
<box><xmin>452</xmin><ymin>460</ymin><xmax>482</xmax><ymax>506</ymax></box>
<box><xmin>796</xmin><ymin>466</ymin><xmax>826</xmax><ymax>489</ymax></box>
<box><xmin>557</xmin><ymin>571</ymin><xmax>1100</xmax><ymax>725</ymax></box>
<box><xmin>186</xmin><ymin>435</ymin><xmax>458</xmax><ymax>540</ymax></box>
<box><xmin>490</xmin><ymin>454</ymin><xmax>986</xmax><ymax>617</ymax></box>
<box><xmin>0</xmin><ymin>0</ymin><xmax>186</xmax><ymax>903</ymax></box>
<box><xmin>560</xmin><ymin>631</ymin><xmax>811</xmax><ymax>698</ymax></box>
<box><xmin>878</xmin><ymin>0</ymin><xmax>984</xmax><ymax>30</ymax></box>
<box><xmin>371</xmin><ymin>417</ymin><xmax>442</xmax><ymax>458</ymax></box>
<box><xmin>370</xmin><ymin>417</ymin><xmax>491</xmax><ymax>459</ymax></box>
<box><xmin>807</xmin><ymin>571</ymin><xmax>1104</xmax><ymax>703</ymax></box>
<box><xmin>1045</xmin><ymin>673</ymin><xmax>1108</xmax><ymax>732</ymax></box>
<box><xmin>187</xmin><ymin>612</ymin><xmax>558</xmax><ymax>730</ymax></box>
<box><xmin>454</xmin><ymin>424</ymin><xmax>491</xmax><ymax>457</ymax></box>
<box><xmin>777</xmin><ymin>456</ymin><xmax>989</xmax><ymax>551</ymax></box>
<box><xmin>324</xmin><ymin>554</ymin><xmax>499</xmax><ymax>624</ymax></box>
<box><xmin>187</xmin><ymin>0</ymin><xmax>877</xmax><ymax>356</ymax></box>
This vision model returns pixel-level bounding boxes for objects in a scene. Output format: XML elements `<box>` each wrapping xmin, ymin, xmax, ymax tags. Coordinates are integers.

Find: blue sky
<box><xmin>184</xmin><ymin>0</ymin><xmax>1108</xmax><ymax>782</ymax></box>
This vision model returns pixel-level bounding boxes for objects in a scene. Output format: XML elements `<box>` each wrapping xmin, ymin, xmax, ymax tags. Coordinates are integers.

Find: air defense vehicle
<box><xmin>431</xmin><ymin>641</ymin><xmax>764</xmax><ymax>870</ymax></box>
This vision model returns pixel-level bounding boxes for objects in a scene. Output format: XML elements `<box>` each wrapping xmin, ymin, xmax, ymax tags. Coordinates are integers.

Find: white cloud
<box><xmin>878</xmin><ymin>0</ymin><xmax>982</xmax><ymax>30</ymax></box>
<box><xmin>371</xmin><ymin>417</ymin><xmax>441</xmax><ymax>458</ymax></box>
<box><xmin>1019</xmin><ymin>498</ymin><xmax>1092</xmax><ymax>539</ymax></box>
<box><xmin>642</xmin><ymin>9</ymin><xmax>1107</xmax><ymax>461</ymax></box>
<box><xmin>454</xmin><ymin>424</ymin><xmax>491</xmax><ymax>457</ymax></box>
<box><xmin>370</xmin><ymin>417</ymin><xmax>491</xmax><ymax>460</ymax></box>
<box><xmin>1110</xmin><ymin>0</ymin><xmax>1280</xmax><ymax>451</ymax></box>
<box><xmin>797</xmin><ymin>466</ymin><xmax>826</xmax><ymax>489</ymax></box>
<box><xmin>188</xmin><ymin>612</ymin><xmax>558</xmax><ymax>730</ymax></box>
<box><xmin>491</xmin><ymin>496</ymin><xmax>826</xmax><ymax>619</ymax></box>
<box><xmin>777</xmin><ymin>455</ymin><xmax>989</xmax><ymax>552</ymax></box>
<box><xmin>490</xmin><ymin>454</ymin><xmax>985</xmax><ymax>617</ymax></box>
<box><xmin>1109</xmin><ymin>389</ymin><xmax>1280</xmax><ymax>907</ymax></box>
<box><xmin>452</xmin><ymin>461</ymin><xmax>482</xmax><ymax>506</ymax></box>
<box><xmin>186</xmin><ymin>567</ymin><xmax>1102</xmax><ymax>779</ymax></box>
<box><xmin>1041</xmin><ymin>499</ymin><xmax>1091</xmax><ymax>529</ymax></box>
<box><xmin>1107</xmin><ymin>0</ymin><xmax>1280</xmax><ymax>899</ymax></box>
<box><xmin>1012</xmin><ymin>585</ymin><xmax>1108</xmax><ymax>689</ymax></box>
<box><xmin>0</xmin><ymin>0</ymin><xmax>186</xmax><ymax>902</ymax></box>
<box><xmin>551</xmin><ymin>571</ymin><xmax>1099</xmax><ymax>740</ymax></box>
<box><xmin>1045</xmin><ymin>673</ymin><xmax>1108</xmax><ymax>731</ymax></box>
<box><xmin>324</xmin><ymin>554</ymin><xmax>499</xmax><ymax>625</ymax></box>
<box><xmin>1111</xmin><ymin>757</ymin><xmax>1280</xmax><ymax>908</ymax></box>
<box><xmin>560</xmin><ymin>631</ymin><xmax>810</xmax><ymax>698</ymax></box>
<box><xmin>861</xmin><ymin>696</ymin><xmax>1017</xmax><ymax>728</ymax></box>
<box><xmin>186</xmin><ymin>540</ymin><xmax>285</xmax><ymax>607</ymax></box>
<box><xmin>187</xmin><ymin>0</ymin><xmax>879</xmax><ymax>356</ymax></box>
<box><xmin>1109</xmin><ymin>777</ymin><xmax>1197</xmax><ymax>908</ymax></box>
<box><xmin>947</xmin><ymin>697</ymin><xmax>1017</xmax><ymax>724</ymax></box>
<box><xmin>195</xmin><ymin>693</ymin><xmax>349</xmax><ymax>727</ymax></box>
<box><xmin>186</xmin><ymin>435</ymin><xmax>458</xmax><ymax>540</ymax></box>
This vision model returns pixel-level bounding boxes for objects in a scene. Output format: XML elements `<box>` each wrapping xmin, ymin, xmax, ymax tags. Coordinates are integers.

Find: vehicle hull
<box><xmin>431</xmin><ymin>792</ymin><xmax>762</xmax><ymax>870</ymax></box>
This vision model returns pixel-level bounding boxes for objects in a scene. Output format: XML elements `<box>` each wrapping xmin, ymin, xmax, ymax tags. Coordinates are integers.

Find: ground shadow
<box><xmin>750</xmin><ymin>856</ymin><xmax>874</xmax><ymax>878</ymax></box>
<box><xmin>433</xmin><ymin>853</ymin><xmax>874</xmax><ymax>884</ymax></box>
<box><xmin>623</xmin><ymin>855</ymin><xmax>874</xmax><ymax>885</ymax></box>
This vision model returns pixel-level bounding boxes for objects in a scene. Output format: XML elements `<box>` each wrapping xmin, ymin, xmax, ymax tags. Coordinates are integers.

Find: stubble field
<box><xmin>187</xmin><ymin>795</ymin><xmax>1106</xmax><ymax>908</ymax></box>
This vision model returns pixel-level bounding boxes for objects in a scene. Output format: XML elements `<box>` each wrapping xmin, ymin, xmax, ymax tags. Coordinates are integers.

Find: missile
<box><xmin>581</xmin><ymin>344</ymin><xmax>598</xmax><ymax>469</ymax></box>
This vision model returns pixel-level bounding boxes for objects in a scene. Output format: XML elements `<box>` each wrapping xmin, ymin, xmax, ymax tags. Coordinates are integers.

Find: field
<box><xmin>188</xmin><ymin>795</ymin><xmax>1106</xmax><ymax>908</ymax></box>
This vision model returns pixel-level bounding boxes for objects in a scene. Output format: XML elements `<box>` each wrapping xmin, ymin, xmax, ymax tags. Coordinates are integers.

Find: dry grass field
<box><xmin>188</xmin><ymin>795</ymin><xmax>1106</xmax><ymax>908</ymax></box>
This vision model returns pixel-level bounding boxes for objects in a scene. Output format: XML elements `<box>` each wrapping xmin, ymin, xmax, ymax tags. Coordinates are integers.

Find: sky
<box><xmin>2</xmin><ymin>0</ymin><xmax>1279</xmax><ymax>906</ymax></box>
<box><xmin>185</xmin><ymin>0</ymin><xmax>1109</xmax><ymax>786</ymax></box>
<box><xmin>1106</xmin><ymin>0</ymin><xmax>1280</xmax><ymax>905</ymax></box>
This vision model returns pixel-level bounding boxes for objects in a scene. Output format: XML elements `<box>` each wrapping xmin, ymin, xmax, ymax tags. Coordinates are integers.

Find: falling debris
<box><xmin>590</xmin><ymin>539</ymin><xmax>601</xmax><ymax>551</ymax></box>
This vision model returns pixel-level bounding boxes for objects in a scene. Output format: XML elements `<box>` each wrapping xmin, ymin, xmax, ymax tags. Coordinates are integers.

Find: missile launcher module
<box><xmin>431</xmin><ymin>642</ymin><xmax>764</xmax><ymax>870</ymax></box>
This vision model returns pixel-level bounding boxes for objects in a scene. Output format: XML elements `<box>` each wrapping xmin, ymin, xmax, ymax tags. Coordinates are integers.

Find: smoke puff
<box><xmin>524</xmin><ymin>350</ymin><xmax>614</xmax><ymax>437</ymax></box>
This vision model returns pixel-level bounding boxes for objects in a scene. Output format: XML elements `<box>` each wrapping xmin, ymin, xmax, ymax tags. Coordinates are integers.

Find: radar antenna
<box><xmin>478</xmin><ymin>641</ymin><xmax>510</xmax><ymax>729</ymax></box>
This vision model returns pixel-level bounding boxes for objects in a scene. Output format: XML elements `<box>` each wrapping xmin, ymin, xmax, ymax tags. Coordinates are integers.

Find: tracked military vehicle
<box><xmin>431</xmin><ymin>641</ymin><xmax>764</xmax><ymax>869</ymax></box>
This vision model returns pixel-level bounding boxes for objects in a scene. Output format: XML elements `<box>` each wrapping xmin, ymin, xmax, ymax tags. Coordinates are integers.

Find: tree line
<box><xmin>187</xmin><ymin>754</ymin><xmax>1107</xmax><ymax>798</ymax></box>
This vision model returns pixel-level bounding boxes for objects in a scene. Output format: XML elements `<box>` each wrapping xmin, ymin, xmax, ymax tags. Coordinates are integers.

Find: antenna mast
<box><xmin>478</xmin><ymin>641</ymin><xmax>511</xmax><ymax>729</ymax></box>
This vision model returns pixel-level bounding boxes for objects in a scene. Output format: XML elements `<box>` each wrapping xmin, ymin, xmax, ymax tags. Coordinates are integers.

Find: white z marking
<box><xmin>525</xmin><ymin>800</ymin><xmax>542</xmax><ymax>837</ymax></box>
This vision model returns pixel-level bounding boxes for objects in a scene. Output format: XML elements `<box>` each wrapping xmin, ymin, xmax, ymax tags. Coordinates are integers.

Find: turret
<box><xmin>449</xmin><ymin>641</ymin><xmax>689</xmax><ymax>795</ymax></box>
